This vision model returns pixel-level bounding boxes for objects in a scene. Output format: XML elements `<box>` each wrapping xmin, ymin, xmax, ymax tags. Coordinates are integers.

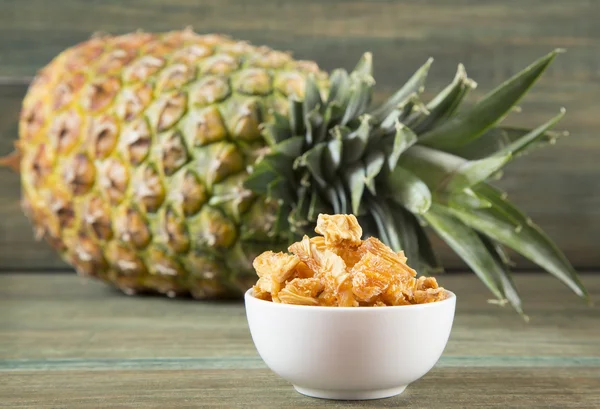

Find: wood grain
<box><xmin>1</xmin><ymin>0</ymin><xmax>600</xmax><ymax>270</ymax></box>
<box><xmin>1</xmin><ymin>274</ymin><xmax>598</xmax><ymax>361</ymax></box>
<box><xmin>1</xmin><ymin>0</ymin><xmax>599</xmax><ymax>79</ymax></box>
<box><xmin>0</xmin><ymin>273</ymin><xmax>599</xmax><ymax>408</ymax></box>
<box><xmin>2</xmin><ymin>368</ymin><xmax>599</xmax><ymax>408</ymax></box>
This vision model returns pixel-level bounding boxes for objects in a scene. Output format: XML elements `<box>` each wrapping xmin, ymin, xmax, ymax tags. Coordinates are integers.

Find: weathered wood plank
<box><xmin>1</xmin><ymin>0</ymin><xmax>599</xmax><ymax>78</ymax></box>
<box><xmin>2</xmin><ymin>367</ymin><xmax>599</xmax><ymax>408</ymax></box>
<box><xmin>1</xmin><ymin>0</ymin><xmax>600</xmax><ymax>269</ymax></box>
<box><xmin>3</xmin><ymin>356</ymin><xmax>599</xmax><ymax>372</ymax></box>
<box><xmin>1</xmin><ymin>274</ymin><xmax>598</xmax><ymax>361</ymax></box>
<box><xmin>1</xmin><ymin>273</ymin><xmax>598</xmax><ymax>408</ymax></box>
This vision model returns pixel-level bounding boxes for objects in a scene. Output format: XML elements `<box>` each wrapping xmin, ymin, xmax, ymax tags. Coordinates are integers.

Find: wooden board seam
<box><xmin>2</xmin><ymin>356</ymin><xmax>599</xmax><ymax>372</ymax></box>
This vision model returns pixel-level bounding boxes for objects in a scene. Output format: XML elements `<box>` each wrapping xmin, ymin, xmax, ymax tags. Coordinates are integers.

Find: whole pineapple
<box><xmin>17</xmin><ymin>29</ymin><xmax>326</xmax><ymax>297</ymax></box>
<box><xmin>11</xmin><ymin>29</ymin><xmax>588</xmax><ymax>312</ymax></box>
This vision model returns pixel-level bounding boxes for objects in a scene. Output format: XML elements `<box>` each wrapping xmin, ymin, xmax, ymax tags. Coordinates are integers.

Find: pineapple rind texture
<box><xmin>19</xmin><ymin>30</ymin><xmax>327</xmax><ymax>297</ymax></box>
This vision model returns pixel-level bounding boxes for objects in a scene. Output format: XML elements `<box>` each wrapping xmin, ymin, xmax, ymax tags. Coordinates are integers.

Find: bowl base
<box><xmin>293</xmin><ymin>385</ymin><xmax>407</xmax><ymax>400</ymax></box>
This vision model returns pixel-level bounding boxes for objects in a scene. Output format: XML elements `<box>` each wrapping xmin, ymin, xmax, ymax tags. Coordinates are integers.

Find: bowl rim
<box><xmin>245</xmin><ymin>288</ymin><xmax>456</xmax><ymax>312</ymax></box>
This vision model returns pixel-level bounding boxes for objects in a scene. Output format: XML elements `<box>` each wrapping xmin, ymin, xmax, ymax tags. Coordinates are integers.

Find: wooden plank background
<box><xmin>1</xmin><ymin>0</ymin><xmax>599</xmax><ymax>271</ymax></box>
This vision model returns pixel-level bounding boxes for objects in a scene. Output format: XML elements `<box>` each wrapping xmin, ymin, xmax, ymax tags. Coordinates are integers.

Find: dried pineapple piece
<box><xmin>318</xmin><ymin>289</ymin><xmax>338</xmax><ymax>306</ymax></box>
<box><xmin>294</xmin><ymin>261</ymin><xmax>315</xmax><ymax>279</ymax></box>
<box><xmin>380</xmin><ymin>276</ymin><xmax>417</xmax><ymax>306</ymax></box>
<box><xmin>414</xmin><ymin>288</ymin><xmax>448</xmax><ymax>304</ymax></box>
<box><xmin>350</xmin><ymin>252</ymin><xmax>394</xmax><ymax>302</ymax></box>
<box><xmin>277</xmin><ymin>277</ymin><xmax>322</xmax><ymax>306</ymax></box>
<box><xmin>380</xmin><ymin>289</ymin><xmax>413</xmax><ymax>305</ymax></box>
<box><xmin>277</xmin><ymin>291</ymin><xmax>318</xmax><ymax>305</ymax></box>
<box><xmin>288</xmin><ymin>235</ymin><xmax>321</xmax><ymax>273</ymax></box>
<box><xmin>313</xmin><ymin>216</ymin><xmax>362</xmax><ymax>267</ymax></box>
<box><xmin>289</xmin><ymin>235</ymin><xmax>357</xmax><ymax>306</ymax></box>
<box><xmin>252</xmin><ymin>251</ymin><xmax>300</xmax><ymax>296</ymax></box>
<box><xmin>360</xmin><ymin>237</ymin><xmax>417</xmax><ymax>277</ymax></box>
<box><xmin>330</xmin><ymin>245</ymin><xmax>363</xmax><ymax>269</ymax></box>
<box><xmin>309</xmin><ymin>236</ymin><xmax>327</xmax><ymax>251</ymax></box>
<box><xmin>315</xmin><ymin>214</ymin><xmax>362</xmax><ymax>247</ymax></box>
<box><xmin>416</xmin><ymin>276</ymin><xmax>439</xmax><ymax>291</ymax></box>
<box><xmin>397</xmin><ymin>250</ymin><xmax>408</xmax><ymax>263</ymax></box>
<box><xmin>252</xmin><ymin>284</ymin><xmax>272</xmax><ymax>301</ymax></box>
<box><xmin>319</xmin><ymin>250</ymin><xmax>347</xmax><ymax>289</ymax></box>
<box><xmin>319</xmin><ymin>250</ymin><xmax>357</xmax><ymax>307</ymax></box>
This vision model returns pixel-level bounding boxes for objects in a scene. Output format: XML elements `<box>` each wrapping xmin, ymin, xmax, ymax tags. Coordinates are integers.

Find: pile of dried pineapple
<box><xmin>252</xmin><ymin>214</ymin><xmax>448</xmax><ymax>307</ymax></box>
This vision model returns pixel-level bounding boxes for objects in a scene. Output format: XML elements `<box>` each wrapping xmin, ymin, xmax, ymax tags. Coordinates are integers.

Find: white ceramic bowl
<box><xmin>245</xmin><ymin>289</ymin><xmax>456</xmax><ymax>400</ymax></box>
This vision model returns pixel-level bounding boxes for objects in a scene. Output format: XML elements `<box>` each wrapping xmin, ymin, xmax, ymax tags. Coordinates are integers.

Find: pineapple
<box><xmin>14</xmin><ymin>29</ymin><xmax>326</xmax><ymax>298</ymax></box>
<box><xmin>5</xmin><ymin>29</ymin><xmax>588</xmax><ymax>312</ymax></box>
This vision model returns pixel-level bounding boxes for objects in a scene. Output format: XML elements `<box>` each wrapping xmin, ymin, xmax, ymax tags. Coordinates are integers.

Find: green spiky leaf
<box><xmin>317</xmin><ymin>103</ymin><xmax>337</xmax><ymax>142</ymax></box>
<box><xmin>386</xmin><ymin>166</ymin><xmax>432</xmax><ymax>215</ymax></box>
<box><xmin>341</xmin><ymin>76</ymin><xmax>374</xmax><ymax>126</ymax></box>
<box><xmin>450</xmin><ymin>126</ymin><xmax>559</xmax><ymax>160</ymax></box>
<box><xmin>323</xmin><ymin>138</ymin><xmax>343</xmax><ymax>176</ymax></box>
<box><xmin>291</xmin><ymin>186</ymin><xmax>311</xmax><ymax>229</ymax></box>
<box><xmin>495</xmin><ymin>108</ymin><xmax>565</xmax><ymax>157</ymax></box>
<box><xmin>333</xmin><ymin>178</ymin><xmax>349</xmax><ymax>214</ymax></box>
<box><xmin>419</xmin><ymin>50</ymin><xmax>561</xmax><ymax>149</ymax></box>
<box><xmin>261</xmin><ymin>111</ymin><xmax>292</xmax><ymax>145</ymax></box>
<box><xmin>273</xmin><ymin>135</ymin><xmax>304</xmax><ymax>158</ymax></box>
<box><xmin>303</xmin><ymin>108</ymin><xmax>323</xmax><ymax>146</ymax></box>
<box><xmin>399</xmin><ymin>145</ymin><xmax>511</xmax><ymax>194</ymax></box>
<box><xmin>267</xmin><ymin>177</ymin><xmax>293</xmax><ymax>204</ymax></box>
<box><xmin>295</xmin><ymin>143</ymin><xmax>327</xmax><ymax>187</ymax></box>
<box><xmin>303</xmin><ymin>76</ymin><xmax>322</xmax><ymax>114</ymax></box>
<box><xmin>389</xmin><ymin>203</ymin><xmax>419</xmax><ymax>268</ymax></box>
<box><xmin>450</xmin><ymin>184</ymin><xmax>589</xmax><ymax>300</ymax></box>
<box><xmin>370</xmin><ymin>58</ymin><xmax>433</xmax><ymax>122</ymax></box>
<box><xmin>414</xmin><ymin>216</ymin><xmax>444</xmax><ymax>275</ymax></box>
<box><xmin>364</xmin><ymin>150</ymin><xmax>385</xmax><ymax>194</ymax></box>
<box><xmin>261</xmin><ymin>153</ymin><xmax>295</xmax><ymax>179</ymax></box>
<box><xmin>289</xmin><ymin>99</ymin><xmax>305</xmax><ymax>136</ymax></box>
<box><xmin>449</xmin><ymin>109</ymin><xmax>565</xmax><ymax>159</ymax></box>
<box><xmin>445</xmin><ymin>153</ymin><xmax>511</xmax><ymax>192</ymax></box>
<box><xmin>327</xmin><ymin>69</ymin><xmax>351</xmax><ymax>108</ymax></box>
<box><xmin>423</xmin><ymin>205</ymin><xmax>505</xmax><ymax>300</ymax></box>
<box><xmin>379</xmin><ymin>122</ymin><xmax>418</xmax><ymax>171</ymax></box>
<box><xmin>273</xmin><ymin>202</ymin><xmax>292</xmax><ymax>237</ymax></box>
<box><xmin>478</xmin><ymin>233</ymin><xmax>524</xmax><ymax>316</ymax></box>
<box><xmin>308</xmin><ymin>187</ymin><xmax>329</xmax><ymax>222</ymax></box>
<box><xmin>368</xmin><ymin>198</ymin><xmax>402</xmax><ymax>251</ymax></box>
<box><xmin>344</xmin><ymin>163</ymin><xmax>366</xmax><ymax>215</ymax></box>
<box><xmin>352</xmin><ymin>52</ymin><xmax>373</xmax><ymax>77</ymax></box>
<box><xmin>448</xmin><ymin>188</ymin><xmax>492</xmax><ymax>209</ymax></box>
<box><xmin>409</xmin><ymin>64</ymin><xmax>476</xmax><ymax>133</ymax></box>
<box><xmin>342</xmin><ymin>116</ymin><xmax>371</xmax><ymax>163</ymax></box>
<box><xmin>243</xmin><ymin>167</ymin><xmax>279</xmax><ymax>197</ymax></box>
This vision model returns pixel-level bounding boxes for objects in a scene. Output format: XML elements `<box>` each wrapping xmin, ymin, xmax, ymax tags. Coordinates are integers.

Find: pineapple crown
<box><xmin>245</xmin><ymin>49</ymin><xmax>589</xmax><ymax>314</ymax></box>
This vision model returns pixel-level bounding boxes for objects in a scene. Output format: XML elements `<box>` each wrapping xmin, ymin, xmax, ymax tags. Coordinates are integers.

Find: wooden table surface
<box><xmin>1</xmin><ymin>273</ymin><xmax>599</xmax><ymax>408</ymax></box>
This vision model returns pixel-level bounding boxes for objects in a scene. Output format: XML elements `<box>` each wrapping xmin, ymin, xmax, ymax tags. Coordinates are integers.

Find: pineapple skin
<box><xmin>18</xmin><ymin>30</ymin><xmax>327</xmax><ymax>298</ymax></box>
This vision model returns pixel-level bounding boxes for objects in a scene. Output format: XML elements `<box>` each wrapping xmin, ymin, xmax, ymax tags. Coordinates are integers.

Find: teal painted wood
<box><xmin>1</xmin><ymin>273</ymin><xmax>599</xmax><ymax>407</ymax></box>
<box><xmin>3</xmin><ymin>367</ymin><xmax>598</xmax><ymax>408</ymax></box>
